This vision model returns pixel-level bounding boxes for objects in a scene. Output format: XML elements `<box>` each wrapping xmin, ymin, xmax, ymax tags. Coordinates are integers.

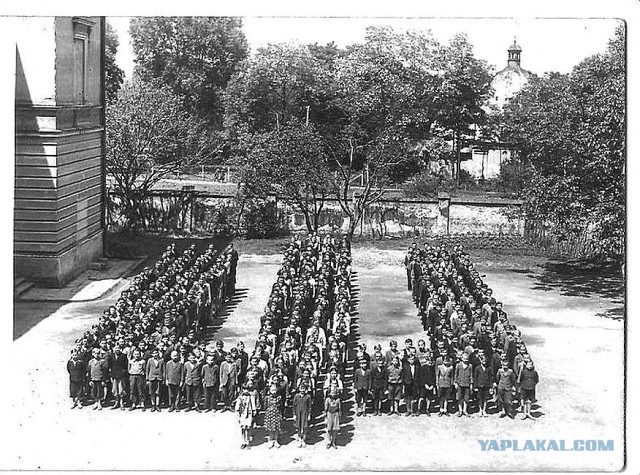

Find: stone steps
<box><xmin>14</xmin><ymin>278</ymin><xmax>35</xmax><ymax>299</ymax></box>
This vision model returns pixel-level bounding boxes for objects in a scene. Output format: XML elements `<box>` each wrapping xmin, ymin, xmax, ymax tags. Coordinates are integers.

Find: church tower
<box><xmin>507</xmin><ymin>38</ymin><xmax>522</xmax><ymax>68</ymax></box>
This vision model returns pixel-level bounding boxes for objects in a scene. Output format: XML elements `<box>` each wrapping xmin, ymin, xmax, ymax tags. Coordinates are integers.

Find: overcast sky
<box><xmin>109</xmin><ymin>16</ymin><xmax>621</xmax><ymax>80</ymax></box>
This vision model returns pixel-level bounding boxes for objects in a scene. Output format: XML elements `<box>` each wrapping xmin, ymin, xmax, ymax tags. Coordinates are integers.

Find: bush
<box><xmin>242</xmin><ymin>200</ymin><xmax>281</xmax><ymax>239</ymax></box>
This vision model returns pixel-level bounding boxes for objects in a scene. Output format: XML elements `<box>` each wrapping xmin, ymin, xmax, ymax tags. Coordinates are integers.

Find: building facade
<box><xmin>461</xmin><ymin>39</ymin><xmax>534</xmax><ymax>180</ymax></box>
<box><xmin>15</xmin><ymin>17</ymin><xmax>105</xmax><ymax>287</ymax></box>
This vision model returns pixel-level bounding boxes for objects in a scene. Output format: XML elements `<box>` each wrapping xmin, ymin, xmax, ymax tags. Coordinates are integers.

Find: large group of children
<box><xmin>234</xmin><ymin>233</ymin><xmax>354</xmax><ymax>450</ymax></box>
<box><xmin>66</xmin><ymin>235</ymin><xmax>540</xmax><ymax>452</ymax></box>
<box><xmin>391</xmin><ymin>242</ymin><xmax>541</xmax><ymax>419</ymax></box>
<box><xmin>66</xmin><ymin>243</ymin><xmax>239</xmax><ymax>412</ymax></box>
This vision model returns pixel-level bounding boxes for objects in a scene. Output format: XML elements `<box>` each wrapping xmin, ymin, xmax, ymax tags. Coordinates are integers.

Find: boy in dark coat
<box><xmin>354</xmin><ymin>359</ymin><xmax>372</xmax><ymax>416</ymax></box>
<box><xmin>67</xmin><ymin>350</ymin><xmax>86</xmax><ymax>409</ymax></box>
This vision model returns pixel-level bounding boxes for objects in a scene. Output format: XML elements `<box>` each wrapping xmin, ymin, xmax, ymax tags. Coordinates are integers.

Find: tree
<box><xmin>433</xmin><ymin>33</ymin><xmax>494</xmax><ymax>182</ymax></box>
<box><xmin>130</xmin><ymin>17</ymin><xmax>248</xmax><ymax>127</ymax></box>
<box><xmin>327</xmin><ymin>27</ymin><xmax>443</xmax><ymax>238</ymax></box>
<box><xmin>223</xmin><ymin>43</ymin><xmax>337</xmax><ymax>135</ymax></box>
<box><xmin>238</xmin><ymin>122</ymin><xmax>332</xmax><ymax>233</ymax></box>
<box><xmin>105</xmin><ymin>21</ymin><xmax>124</xmax><ymax>103</ymax></box>
<box><xmin>106</xmin><ymin>79</ymin><xmax>219</xmax><ymax>228</ymax></box>
<box><xmin>502</xmin><ymin>25</ymin><xmax>625</xmax><ymax>260</ymax></box>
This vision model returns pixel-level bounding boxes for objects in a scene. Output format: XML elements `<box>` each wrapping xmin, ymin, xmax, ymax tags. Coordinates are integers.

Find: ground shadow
<box><xmin>521</xmin><ymin>259</ymin><xmax>624</xmax><ymax>320</ymax></box>
<box><xmin>13</xmin><ymin>300</ymin><xmax>67</xmax><ymax>340</ymax></box>
<box><xmin>202</xmin><ymin>288</ymin><xmax>249</xmax><ymax>342</ymax></box>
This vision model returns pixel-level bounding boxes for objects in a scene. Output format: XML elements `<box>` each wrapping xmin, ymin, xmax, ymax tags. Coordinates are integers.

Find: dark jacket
<box><xmin>146</xmin><ymin>358</ymin><xmax>165</xmax><ymax>381</ymax></box>
<box><xmin>201</xmin><ymin>363</ymin><xmax>220</xmax><ymax>387</ymax></box>
<box><xmin>401</xmin><ymin>361</ymin><xmax>421</xmax><ymax>385</ymax></box>
<box><xmin>371</xmin><ymin>365</ymin><xmax>388</xmax><ymax>389</ymax></box>
<box><xmin>109</xmin><ymin>353</ymin><xmax>129</xmax><ymax>379</ymax></box>
<box><xmin>354</xmin><ymin>368</ymin><xmax>372</xmax><ymax>390</ymax></box>
<box><xmin>473</xmin><ymin>364</ymin><xmax>493</xmax><ymax>388</ymax></box>
<box><xmin>164</xmin><ymin>360</ymin><xmax>184</xmax><ymax>385</ymax></box>
<box><xmin>518</xmin><ymin>367</ymin><xmax>539</xmax><ymax>390</ymax></box>
<box><xmin>67</xmin><ymin>359</ymin><xmax>86</xmax><ymax>383</ymax></box>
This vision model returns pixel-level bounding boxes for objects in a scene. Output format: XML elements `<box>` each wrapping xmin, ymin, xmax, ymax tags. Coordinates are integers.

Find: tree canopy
<box><xmin>130</xmin><ymin>17</ymin><xmax>249</xmax><ymax>127</ymax></box>
<box><xmin>105</xmin><ymin>21</ymin><xmax>124</xmax><ymax>103</ymax></box>
<box><xmin>502</xmin><ymin>25</ymin><xmax>625</xmax><ymax>259</ymax></box>
<box><xmin>106</xmin><ymin>79</ymin><xmax>218</xmax><ymax>227</ymax></box>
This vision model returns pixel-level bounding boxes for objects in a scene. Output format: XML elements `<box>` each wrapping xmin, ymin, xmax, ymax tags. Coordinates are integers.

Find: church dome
<box><xmin>490</xmin><ymin>38</ymin><xmax>534</xmax><ymax>109</ymax></box>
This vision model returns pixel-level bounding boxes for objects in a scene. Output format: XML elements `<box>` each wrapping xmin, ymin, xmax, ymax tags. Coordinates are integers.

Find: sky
<box><xmin>109</xmin><ymin>16</ymin><xmax>621</xmax><ymax>80</ymax></box>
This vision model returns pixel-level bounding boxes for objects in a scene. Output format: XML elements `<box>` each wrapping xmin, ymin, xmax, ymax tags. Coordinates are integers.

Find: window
<box><xmin>71</xmin><ymin>17</ymin><xmax>94</xmax><ymax>104</ymax></box>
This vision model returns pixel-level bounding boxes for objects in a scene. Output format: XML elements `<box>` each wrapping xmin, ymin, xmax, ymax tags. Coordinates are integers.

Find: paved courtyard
<box><xmin>6</xmin><ymin>246</ymin><xmax>624</xmax><ymax>471</ymax></box>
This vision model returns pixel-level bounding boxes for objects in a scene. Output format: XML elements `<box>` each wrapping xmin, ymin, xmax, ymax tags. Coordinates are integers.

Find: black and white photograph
<box><xmin>1</xmin><ymin>0</ymin><xmax>635</xmax><ymax>472</ymax></box>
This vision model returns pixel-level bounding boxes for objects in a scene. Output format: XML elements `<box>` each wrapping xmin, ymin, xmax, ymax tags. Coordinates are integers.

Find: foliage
<box><xmin>433</xmin><ymin>33</ymin><xmax>494</xmax><ymax>181</ymax></box>
<box><xmin>326</xmin><ymin>27</ymin><xmax>446</xmax><ymax>238</ymax></box>
<box><xmin>106</xmin><ymin>79</ymin><xmax>219</xmax><ymax>228</ymax></box>
<box><xmin>105</xmin><ymin>21</ymin><xmax>124</xmax><ymax>103</ymax></box>
<box><xmin>130</xmin><ymin>17</ymin><xmax>249</xmax><ymax>127</ymax></box>
<box><xmin>223</xmin><ymin>43</ymin><xmax>338</xmax><ymax>134</ymax></box>
<box><xmin>242</xmin><ymin>200</ymin><xmax>281</xmax><ymax>239</ymax></box>
<box><xmin>502</xmin><ymin>25</ymin><xmax>625</xmax><ymax>260</ymax></box>
<box><xmin>238</xmin><ymin>122</ymin><xmax>332</xmax><ymax>233</ymax></box>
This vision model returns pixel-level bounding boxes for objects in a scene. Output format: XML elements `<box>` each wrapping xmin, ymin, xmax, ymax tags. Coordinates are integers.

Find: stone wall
<box><xmin>283</xmin><ymin>196</ymin><xmax>523</xmax><ymax>237</ymax></box>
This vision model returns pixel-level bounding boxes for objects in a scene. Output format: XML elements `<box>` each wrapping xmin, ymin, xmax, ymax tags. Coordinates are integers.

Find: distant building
<box><xmin>461</xmin><ymin>38</ymin><xmax>534</xmax><ymax>180</ymax></box>
<box><xmin>491</xmin><ymin>39</ymin><xmax>534</xmax><ymax>110</ymax></box>
<box><xmin>14</xmin><ymin>17</ymin><xmax>105</xmax><ymax>286</ymax></box>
